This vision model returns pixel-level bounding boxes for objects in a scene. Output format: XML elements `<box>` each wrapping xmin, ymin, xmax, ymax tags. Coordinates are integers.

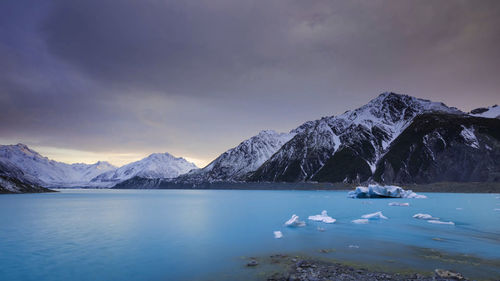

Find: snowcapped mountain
<box><xmin>0</xmin><ymin>144</ymin><xmax>116</xmax><ymax>187</ymax></box>
<box><xmin>470</xmin><ymin>105</ymin><xmax>500</xmax><ymax>119</ymax></box>
<box><xmin>374</xmin><ymin>113</ymin><xmax>500</xmax><ymax>183</ymax></box>
<box><xmin>0</xmin><ymin>159</ymin><xmax>52</xmax><ymax>193</ymax></box>
<box><xmin>176</xmin><ymin>130</ymin><xmax>295</xmax><ymax>183</ymax></box>
<box><xmin>90</xmin><ymin>152</ymin><xmax>197</xmax><ymax>187</ymax></box>
<box><xmin>250</xmin><ymin>92</ymin><xmax>463</xmax><ymax>183</ymax></box>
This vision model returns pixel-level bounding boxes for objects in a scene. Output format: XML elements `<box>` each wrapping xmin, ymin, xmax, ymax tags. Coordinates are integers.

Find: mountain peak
<box><xmin>91</xmin><ymin>151</ymin><xmax>198</xmax><ymax>185</ymax></box>
<box><xmin>147</xmin><ymin>152</ymin><xmax>175</xmax><ymax>159</ymax></box>
<box><xmin>0</xmin><ymin>143</ymin><xmax>42</xmax><ymax>159</ymax></box>
<box><xmin>470</xmin><ymin>104</ymin><xmax>500</xmax><ymax>119</ymax></box>
<box><xmin>257</xmin><ymin>129</ymin><xmax>278</xmax><ymax>136</ymax></box>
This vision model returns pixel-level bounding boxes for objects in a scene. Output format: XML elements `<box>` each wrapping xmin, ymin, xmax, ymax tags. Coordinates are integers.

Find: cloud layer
<box><xmin>1</xmin><ymin>0</ymin><xmax>499</xmax><ymax>166</ymax></box>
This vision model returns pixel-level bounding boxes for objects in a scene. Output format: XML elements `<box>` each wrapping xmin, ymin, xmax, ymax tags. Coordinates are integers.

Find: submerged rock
<box><xmin>247</xmin><ymin>259</ymin><xmax>259</xmax><ymax>267</ymax></box>
<box><xmin>434</xmin><ymin>269</ymin><xmax>465</xmax><ymax>280</ymax></box>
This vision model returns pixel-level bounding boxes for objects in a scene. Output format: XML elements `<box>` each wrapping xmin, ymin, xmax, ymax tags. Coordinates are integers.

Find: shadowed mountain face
<box><xmin>0</xmin><ymin>160</ymin><xmax>53</xmax><ymax>193</ymax></box>
<box><xmin>374</xmin><ymin>114</ymin><xmax>500</xmax><ymax>184</ymax></box>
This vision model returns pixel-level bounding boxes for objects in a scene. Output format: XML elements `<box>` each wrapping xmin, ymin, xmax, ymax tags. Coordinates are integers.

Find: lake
<box><xmin>0</xmin><ymin>189</ymin><xmax>499</xmax><ymax>280</ymax></box>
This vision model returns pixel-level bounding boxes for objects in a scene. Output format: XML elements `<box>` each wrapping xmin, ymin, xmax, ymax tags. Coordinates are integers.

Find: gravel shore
<box><xmin>246</xmin><ymin>254</ymin><xmax>469</xmax><ymax>281</ymax></box>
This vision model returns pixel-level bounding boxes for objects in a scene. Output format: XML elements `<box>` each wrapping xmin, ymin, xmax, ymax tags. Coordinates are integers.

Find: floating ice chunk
<box><xmin>273</xmin><ymin>231</ymin><xmax>283</xmax><ymax>239</ymax></box>
<box><xmin>284</xmin><ymin>214</ymin><xmax>306</xmax><ymax>227</ymax></box>
<box><xmin>456</xmin><ymin>208</ymin><xmax>463</xmax><ymax>210</ymax></box>
<box><xmin>348</xmin><ymin>184</ymin><xmax>426</xmax><ymax>199</ymax></box>
<box><xmin>317</xmin><ymin>226</ymin><xmax>325</xmax><ymax>232</ymax></box>
<box><xmin>308</xmin><ymin>210</ymin><xmax>336</xmax><ymax>224</ymax></box>
<box><xmin>388</xmin><ymin>202</ymin><xmax>410</xmax><ymax>206</ymax></box>
<box><xmin>361</xmin><ymin>211</ymin><xmax>388</xmax><ymax>220</ymax></box>
<box><xmin>428</xmin><ymin>220</ymin><xmax>455</xmax><ymax>225</ymax></box>
<box><xmin>352</xmin><ymin>219</ymin><xmax>369</xmax><ymax>224</ymax></box>
<box><xmin>494</xmin><ymin>208</ymin><xmax>500</xmax><ymax>211</ymax></box>
<box><xmin>348</xmin><ymin>245</ymin><xmax>360</xmax><ymax>249</ymax></box>
<box><xmin>413</xmin><ymin>213</ymin><xmax>438</xmax><ymax>220</ymax></box>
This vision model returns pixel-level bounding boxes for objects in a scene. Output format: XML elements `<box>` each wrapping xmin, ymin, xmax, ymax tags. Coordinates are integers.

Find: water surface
<box><xmin>0</xmin><ymin>189</ymin><xmax>499</xmax><ymax>280</ymax></box>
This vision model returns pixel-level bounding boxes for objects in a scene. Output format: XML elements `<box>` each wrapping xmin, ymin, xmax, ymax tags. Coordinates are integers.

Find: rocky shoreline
<box><xmin>245</xmin><ymin>254</ymin><xmax>470</xmax><ymax>281</ymax></box>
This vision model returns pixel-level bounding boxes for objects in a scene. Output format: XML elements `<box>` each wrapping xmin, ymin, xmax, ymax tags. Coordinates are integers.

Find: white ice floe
<box><xmin>413</xmin><ymin>213</ymin><xmax>438</xmax><ymax>220</ymax></box>
<box><xmin>361</xmin><ymin>211</ymin><xmax>388</xmax><ymax>220</ymax></box>
<box><xmin>348</xmin><ymin>184</ymin><xmax>427</xmax><ymax>199</ymax></box>
<box><xmin>428</xmin><ymin>220</ymin><xmax>455</xmax><ymax>225</ymax></box>
<box><xmin>352</xmin><ymin>219</ymin><xmax>369</xmax><ymax>224</ymax></box>
<box><xmin>273</xmin><ymin>231</ymin><xmax>283</xmax><ymax>239</ymax></box>
<box><xmin>388</xmin><ymin>202</ymin><xmax>410</xmax><ymax>206</ymax></box>
<box><xmin>317</xmin><ymin>227</ymin><xmax>325</xmax><ymax>232</ymax></box>
<box><xmin>348</xmin><ymin>245</ymin><xmax>360</xmax><ymax>249</ymax></box>
<box><xmin>308</xmin><ymin>210</ymin><xmax>336</xmax><ymax>224</ymax></box>
<box><xmin>284</xmin><ymin>214</ymin><xmax>306</xmax><ymax>227</ymax></box>
<box><xmin>494</xmin><ymin>208</ymin><xmax>500</xmax><ymax>211</ymax></box>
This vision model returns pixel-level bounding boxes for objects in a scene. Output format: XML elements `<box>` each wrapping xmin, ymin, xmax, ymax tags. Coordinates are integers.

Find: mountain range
<box><xmin>1</xmin><ymin>92</ymin><xmax>499</xmax><ymax>193</ymax></box>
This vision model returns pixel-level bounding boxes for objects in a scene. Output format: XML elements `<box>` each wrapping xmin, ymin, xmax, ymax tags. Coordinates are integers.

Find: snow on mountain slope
<box><xmin>177</xmin><ymin>130</ymin><xmax>295</xmax><ymax>183</ymax></box>
<box><xmin>90</xmin><ymin>152</ymin><xmax>197</xmax><ymax>187</ymax></box>
<box><xmin>470</xmin><ymin>105</ymin><xmax>500</xmax><ymax>119</ymax></box>
<box><xmin>251</xmin><ymin>92</ymin><xmax>463</xmax><ymax>182</ymax></box>
<box><xmin>0</xmin><ymin>159</ymin><xmax>52</xmax><ymax>193</ymax></box>
<box><xmin>0</xmin><ymin>144</ymin><xmax>116</xmax><ymax>187</ymax></box>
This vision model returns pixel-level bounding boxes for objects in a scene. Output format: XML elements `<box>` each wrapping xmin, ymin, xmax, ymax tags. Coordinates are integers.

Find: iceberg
<box><xmin>428</xmin><ymin>220</ymin><xmax>455</xmax><ymax>225</ymax></box>
<box><xmin>348</xmin><ymin>184</ymin><xmax>427</xmax><ymax>199</ymax></box>
<box><xmin>413</xmin><ymin>213</ymin><xmax>438</xmax><ymax>220</ymax></box>
<box><xmin>361</xmin><ymin>211</ymin><xmax>388</xmax><ymax>220</ymax></box>
<box><xmin>348</xmin><ymin>245</ymin><xmax>360</xmax><ymax>249</ymax></box>
<box><xmin>352</xmin><ymin>219</ymin><xmax>369</xmax><ymax>224</ymax></box>
<box><xmin>308</xmin><ymin>210</ymin><xmax>336</xmax><ymax>224</ymax></box>
<box><xmin>388</xmin><ymin>202</ymin><xmax>409</xmax><ymax>206</ymax></box>
<box><xmin>284</xmin><ymin>214</ymin><xmax>306</xmax><ymax>227</ymax></box>
<box><xmin>273</xmin><ymin>231</ymin><xmax>283</xmax><ymax>239</ymax></box>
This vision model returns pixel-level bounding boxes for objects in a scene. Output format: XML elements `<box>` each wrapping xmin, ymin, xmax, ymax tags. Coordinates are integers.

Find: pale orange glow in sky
<box><xmin>10</xmin><ymin>144</ymin><xmax>208</xmax><ymax>168</ymax></box>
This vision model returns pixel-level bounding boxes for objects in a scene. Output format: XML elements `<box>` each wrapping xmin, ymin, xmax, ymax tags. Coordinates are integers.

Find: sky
<box><xmin>1</xmin><ymin>0</ymin><xmax>499</xmax><ymax>167</ymax></box>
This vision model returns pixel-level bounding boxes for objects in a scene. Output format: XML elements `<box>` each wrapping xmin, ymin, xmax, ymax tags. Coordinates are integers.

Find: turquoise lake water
<box><xmin>0</xmin><ymin>189</ymin><xmax>499</xmax><ymax>280</ymax></box>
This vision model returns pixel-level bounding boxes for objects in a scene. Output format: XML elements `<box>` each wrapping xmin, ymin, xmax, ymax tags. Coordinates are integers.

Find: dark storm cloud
<box><xmin>1</xmin><ymin>0</ymin><xmax>499</xmax><ymax>165</ymax></box>
<box><xmin>40</xmin><ymin>0</ymin><xmax>500</xmax><ymax>98</ymax></box>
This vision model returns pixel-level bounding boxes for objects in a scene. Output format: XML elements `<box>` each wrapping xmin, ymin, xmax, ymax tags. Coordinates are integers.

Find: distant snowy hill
<box><xmin>175</xmin><ymin>130</ymin><xmax>294</xmax><ymax>183</ymax></box>
<box><xmin>90</xmin><ymin>153</ymin><xmax>197</xmax><ymax>187</ymax></box>
<box><xmin>250</xmin><ymin>92</ymin><xmax>463</xmax><ymax>183</ymax></box>
<box><xmin>470</xmin><ymin>105</ymin><xmax>500</xmax><ymax>119</ymax></box>
<box><xmin>0</xmin><ymin>144</ymin><xmax>116</xmax><ymax>187</ymax></box>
